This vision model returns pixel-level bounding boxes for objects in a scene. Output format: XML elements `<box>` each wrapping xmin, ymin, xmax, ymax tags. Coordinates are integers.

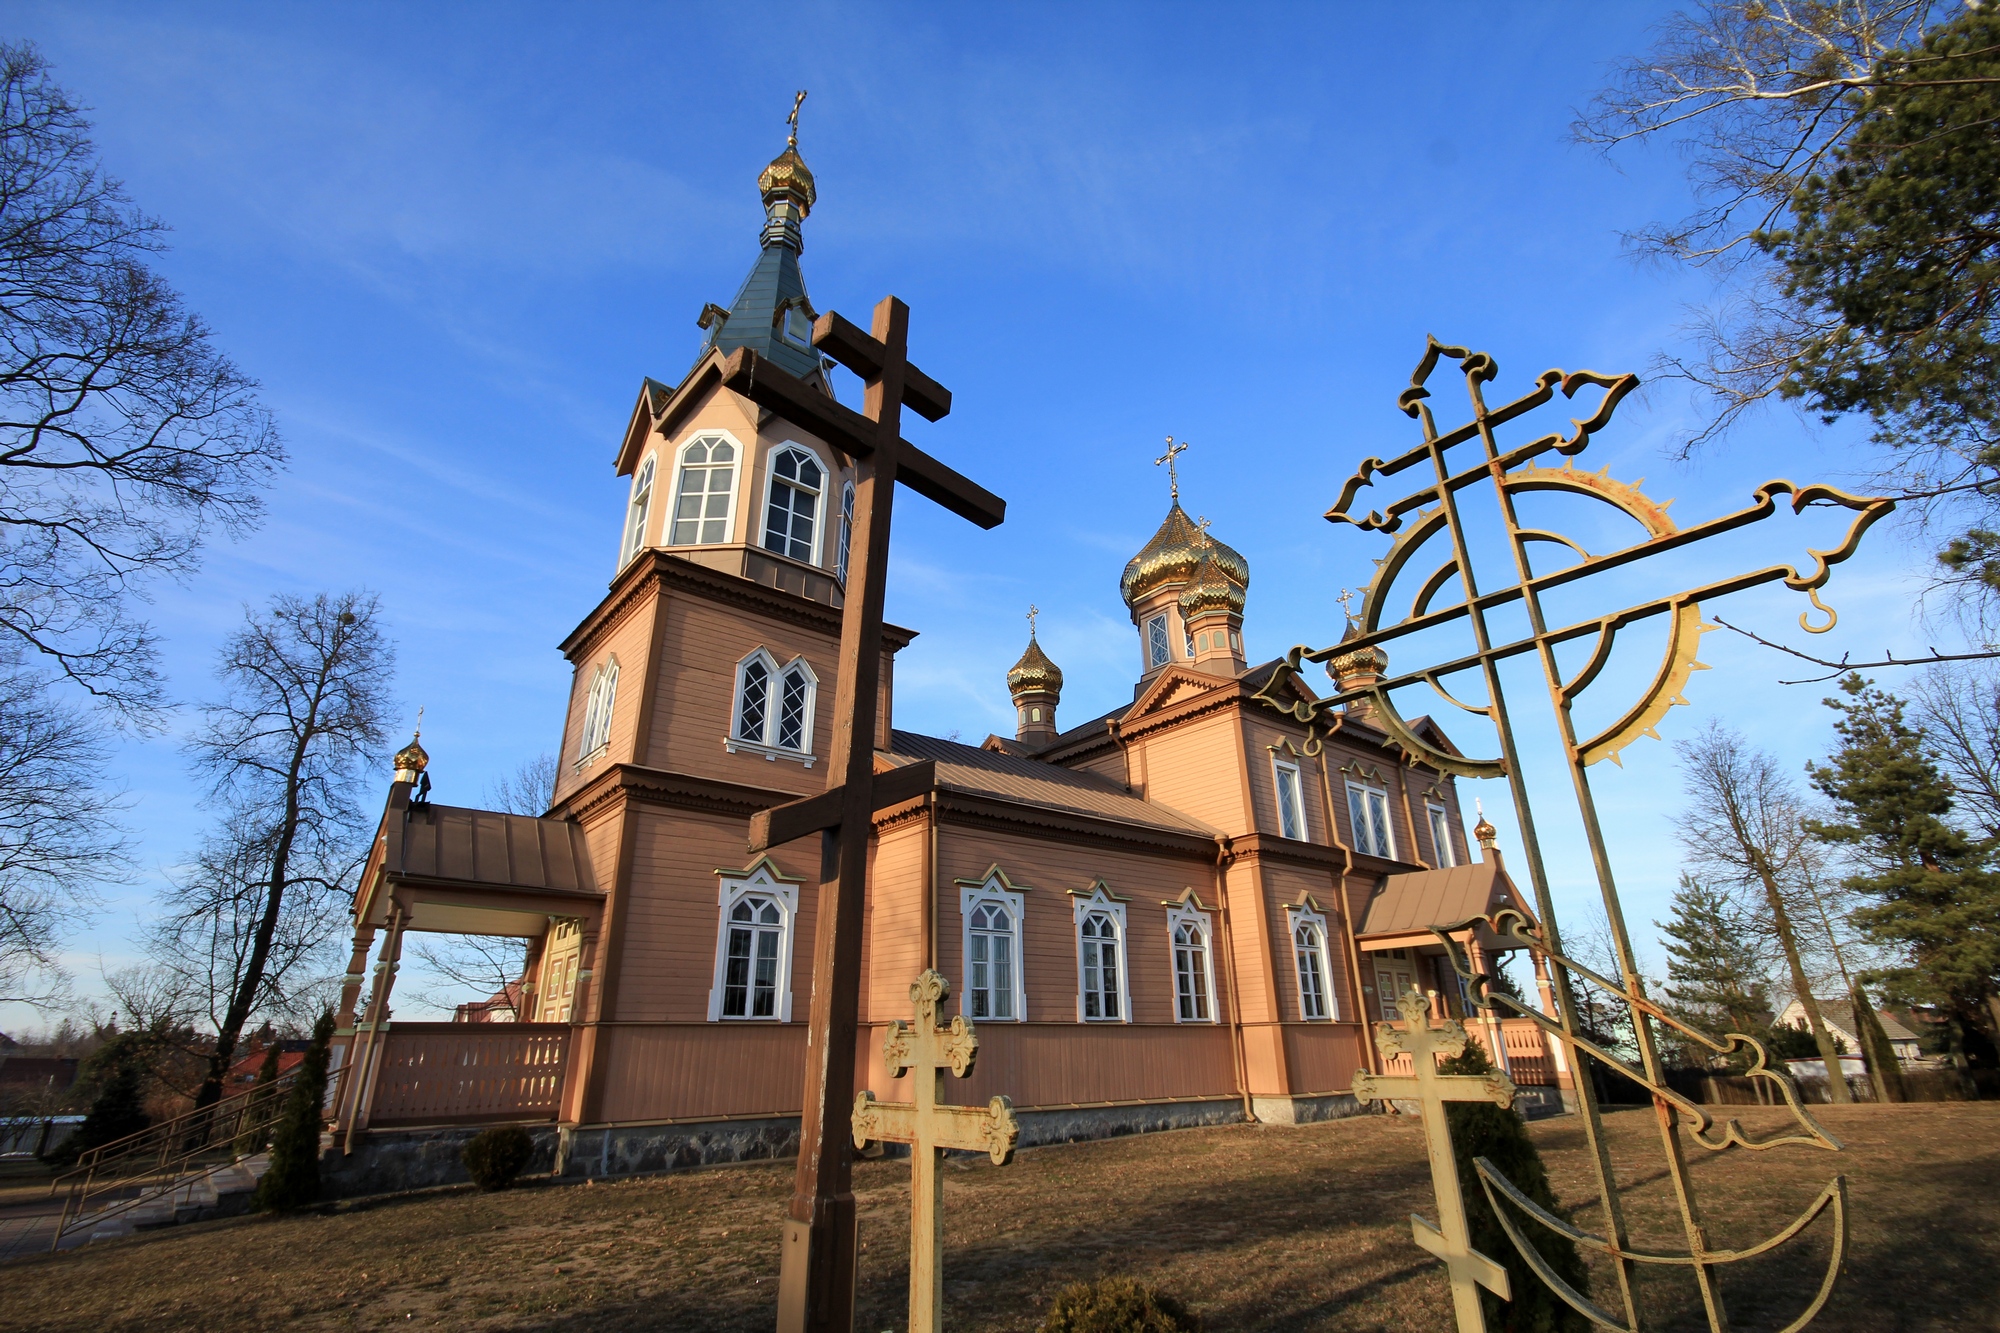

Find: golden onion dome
<box><xmin>1120</xmin><ymin>502</ymin><xmax>1249</xmax><ymax>610</ymax></box>
<box><xmin>1179</xmin><ymin>550</ymin><xmax>1246</xmax><ymax>619</ymax></box>
<box><xmin>1473</xmin><ymin>809</ymin><xmax>1498</xmax><ymax>846</ymax></box>
<box><xmin>758</xmin><ymin>144</ymin><xmax>816</xmax><ymax>215</ymax></box>
<box><xmin>1327</xmin><ymin>620</ymin><xmax>1387</xmax><ymax>688</ymax></box>
<box><xmin>391</xmin><ymin>730</ymin><xmax>429</xmax><ymax>782</ymax></box>
<box><xmin>1006</xmin><ymin>636</ymin><xmax>1064</xmax><ymax>697</ymax></box>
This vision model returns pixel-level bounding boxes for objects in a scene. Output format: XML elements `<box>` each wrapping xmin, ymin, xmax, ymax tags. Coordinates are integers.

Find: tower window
<box><xmin>835</xmin><ymin>481</ymin><xmax>855</xmax><ymax>584</ymax></box>
<box><xmin>782</xmin><ymin>305</ymin><xmax>814</xmax><ymax>345</ymax></box>
<box><xmin>1183</xmin><ymin>623</ymin><xmax>1195</xmax><ymax>659</ymax></box>
<box><xmin>669</xmin><ymin>436</ymin><xmax>737</xmax><ymax>546</ymax></box>
<box><xmin>621</xmin><ymin>456</ymin><xmax>655</xmax><ymax>566</ymax></box>
<box><xmin>1273</xmin><ymin>757</ymin><xmax>1305</xmax><ymax>840</ymax></box>
<box><xmin>1428</xmin><ymin>802</ymin><xmax>1457</xmax><ymax>867</ymax></box>
<box><xmin>1146</xmin><ymin>614</ymin><xmax>1171</xmax><ymax>669</ymax></box>
<box><xmin>1348</xmin><ymin>782</ymin><xmax>1395</xmax><ymax>858</ymax></box>
<box><xmin>728</xmin><ymin>649</ymin><xmax>819</xmax><ymax>766</ymax></box>
<box><xmin>763</xmin><ymin>446</ymin><xmax>824</xmax><ymax>563</ymax></box>
<box><xmin>576</xmin><ymin>658</ymin><xmax>619</xmax><ymax>763</ymax></box>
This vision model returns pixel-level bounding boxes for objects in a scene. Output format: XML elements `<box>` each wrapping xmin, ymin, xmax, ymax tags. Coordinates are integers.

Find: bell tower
<box><xmin>1006</xmin><ymin>606</ymin><xmax>1064</xmax><ymax>746</ymax></box>
<box><xmin>1119</xmin><ymin>441</ymin><xmax>1249</xmax><ymax>682</ymax></box>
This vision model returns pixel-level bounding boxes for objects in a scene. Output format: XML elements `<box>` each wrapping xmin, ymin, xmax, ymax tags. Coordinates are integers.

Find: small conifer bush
<box><xmin>46</xmin><ymin>1034</ymin><xmax>151</xmax><ymax>1166</ymax></box>
<box><xmin>234</xmin><ymin>1043</ymin><xmax>284</xmax><ymax>1156</ymax></box>
<box><xmin>1036</xmin><ymin>1276</ymin><xmax>1202</xmax><ymax>1333</ymax></box>
<box><xmin>255</xmin><ymin>1011</ymin><xmax>333</xmax><ymax>1212</ymax></box>
<box><xmin>462</xmin><ymin>1125</ymin><xmax>536</xmax><ymax>1190</ymax></box>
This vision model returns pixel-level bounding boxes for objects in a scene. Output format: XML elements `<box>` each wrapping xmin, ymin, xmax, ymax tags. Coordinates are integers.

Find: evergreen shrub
<box><xmin>1438</xmin><ymin>1042</ymin><xmax>1590</xmax><ymax>1333</ymax></box>
<box><xmin>233</xmin><ymin>1043</ymin><xmax>284</xmax><ymax>1156</ymax></box>
<box><xmin>255</xmin><ymin>1011</ymin><xmax>333</xmax><ymax>1212</ymax></box>
<box><xmin>46</xmin><ymin>1034</ymin><xmax>151</xmax><ymax>1166</ymax></box>
<box><xmin>1036</xmin><ymin>1276</ymin><xmax>1202</xmax><ymax>1333</ymax></box>
<box><xmin>462</xmin><ymin>1125</ymin><xmax>536</xmax><ymax>1190</ymax></box>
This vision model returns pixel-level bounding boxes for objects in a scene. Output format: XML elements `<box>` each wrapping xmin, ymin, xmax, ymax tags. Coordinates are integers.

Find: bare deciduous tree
<box><xmin>1907</xmin><ymin>662</ymin><xmax>2000</xmax><ymax>841</ymax></box>
<box><xmin>0</xmin><ymin>43</ymin><xmax>280</xmax><ymax>717</ymax></box>
<box><xmin>1676</xmin><ymin>720</ymin><xmax>1852</xmax><ymax>1098</ymax></box>
<box><xmin>174</xmin><ymin>591</ymin><xmax>391</xmax><ymax>1108</ymax></box>
<box><xmin>486</xmin><ymin>752</ymin><xmax>557</xmax><ymax>817</ymax></box>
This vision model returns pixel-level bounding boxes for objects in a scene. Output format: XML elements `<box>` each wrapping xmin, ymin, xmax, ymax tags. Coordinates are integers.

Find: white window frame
<box><xmin>621</xmin><ymin>455</ymin><xmax>656</xmax><ymax>567</ymax></box>
<box><xmin>1166</xmin><ymin>901</ymin><xmax>1218</xmax><ymax>1024</ymax></box>
<box><xmin>835</xmin><ymin>480</ymin><xmax>855</xmax><ymax>585</ymax></box>
<box><xmin>575</xmin><ymin>656</ymin><xmax>620</xmax><ymax>765</ymax></box>
<box><xmin>1427</xmin><ymin>802</ymin><xmax>1458</xmax><ymax>867</ymax></box>
<box><xmin>1146</xmin><ymin>613</ymin><xmax>1171</xmax><ymax>669</ymax></box>
<box><xmin>1347</xmin><ymin>781</ymin><xmax>1395</xmax><ymax>859</ymax></box>
<box><xmin>706</xmin><ymin>864</ymin><xmax>800</xmax><ymax>1021</ymax></box>
<box><xmin>1273</xmin><ymin>756</ymin><xmax>1306</xmax><ymax>841</ymax></box>
<box><xmin>726</xmin><ymin>648</ymin><xmax>819</xmax><ymax>767</ymax></box>
<box><xmin>959</xmin><ymin>873</ymin><xmax>1027</xmax><ymax>1022</ymax></box>
<box><xmin>759</xmin><ymin>441</ymin><xmax>828</xmax><ymax>567</ymax></box>
<box><xmin>666</xmin><ymin>431</ymin><xmax>742</xmax><ymax>548</ymax></box>
<box><xmin>1072</xmin><ymin>885</ymin><xmax>1132</xmax><ymax>1023</ymax></box>
<box><xmin>1287</xmin><ymin>904</ymin><xmax>1341</xmax><ymax>1022</ymax></box>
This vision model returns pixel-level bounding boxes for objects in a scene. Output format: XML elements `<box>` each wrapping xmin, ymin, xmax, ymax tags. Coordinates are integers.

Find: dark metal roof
<box><xmin>887</xmin><ymin>730</ymin><xmax>1216</xmax><ymax>838</ymax></box>
<box><xmin>385</xmin><ymin>801</ymin><xmax>600</xmax><ymax>897</ymax></box>
<box><xmin>704</xmin><ymin>241</ymin><xmax>825</xmax><ymax>384</ymax></box>
<box><xmin>1360</xmin><ymin>860</ymin><xmax>1527</xmax><ymax>937</ymax></box>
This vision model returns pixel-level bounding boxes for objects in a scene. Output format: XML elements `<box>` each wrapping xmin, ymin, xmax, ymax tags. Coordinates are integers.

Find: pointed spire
<box><xmin>699</xmin><ymin>93</ymin><xmax>824</xmax><ymax>383</ymax></box>
<box><xmin>1007</xmin><ymin>607</ymin><xmax>1063</xmax><ymax>745</ymax></box>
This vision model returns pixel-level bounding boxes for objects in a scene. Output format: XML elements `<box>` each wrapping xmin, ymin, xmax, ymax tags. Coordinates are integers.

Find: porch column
<box><xmin>559</xmin><ymin>917</ymin><xmax>605</xmax><ymax>1126</ymax></box>
<box><xmin>342</xmin><ymin>905</ymin><xmax>407</xmax><ymax>1151</ymax></box>
<box><xmin>1465</xmin><ymin>935</ymin><xmax>1510</xmax><ymax>1077</ymax></box>
<box><xmin>1532</xmin><ymin>950</ymin><xmax>1573</xmax><ymax>1092</ymax></box>
<box><xmin>330</xmin><ymin>922</ymin><xmax>377</xmax><ymax>1111</ymax></box>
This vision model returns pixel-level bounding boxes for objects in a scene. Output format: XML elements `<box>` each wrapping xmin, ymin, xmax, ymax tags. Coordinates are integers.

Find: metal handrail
<box><xmin>46</xmin><ymin>1064</ymin><xmax>345</xmax><ymax>1249</ymax></box>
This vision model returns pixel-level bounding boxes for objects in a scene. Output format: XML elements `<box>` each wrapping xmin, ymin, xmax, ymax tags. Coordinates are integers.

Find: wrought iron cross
<box><xmin>1255</xmin><ymin>337</ymin><xmax>1883</xmax><ymax>1331</ymax></box>
<box><xmin>724</xmin><ymin>298</ymin><xmax>1005</xmax><ymax>1333</ymax></box>
<box><xmin>787</xmin><ymin>89</ymin><xmax>807</xmax><ymax>146</ymax></box>
<box><xmin>1026</xmin><ymin>603</ymin><xmax>1039</xmax><ymax>637</ymax></box>
<box><xmin>1155</xmin><ymin>435</ymin><xmax>1189</xmax><ymax>500</ymax></box>
<box><xmin>1353</xmin><ymin>989</ymin><xmax>1517</xmax><ymax>1333</ymax></box>
<box><xmin>852</xmin><ymin>970</ymin><xmax>1020</xmax><ymax>1333</ymax></box>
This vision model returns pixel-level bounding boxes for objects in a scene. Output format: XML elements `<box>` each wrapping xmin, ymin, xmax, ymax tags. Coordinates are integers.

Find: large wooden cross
<box><xmin>853</xmin><ymin>969</ymin><xmax>1020</xmax><ymax>1333</ymax></box>
<box><xmin>1352</xmin><ymin>988</ymin><xmax>1519</xmax><ymax>1333</ymax></box>
<box><xmin>719</xmin><ymin>296</ymin><xmax>1005</xmax><ymax>1333</ymax></box>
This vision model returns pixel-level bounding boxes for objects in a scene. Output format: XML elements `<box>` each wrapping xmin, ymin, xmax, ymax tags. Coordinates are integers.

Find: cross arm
<box><xmin>1412</xmin><ymin>1215</ymin><xmax>1513</xmax><ymax>1299</ymax></box>
<box><xmin>811</xmin><ymin>311</ymin><xmax>951</xmax><ymax>422</ymax></box>
<box><xmin>1352</xmin><ymin>1069</ymin><xmax>1517</xmax><ymax>1108</ymax></box>
<box><xmin>717</xmin><ymin>348</ymin><xmax>1005</xmax><ymax>530</ymax></box>
<box><xmin>852</xmin><ymin>1091</ymin><xmax>1021</xmax><ymax>1166</ymax></box>
<box><xmin>746</xmin><ymin>759</ymin><xmax>936</xmax><ymax>854</ymax></box>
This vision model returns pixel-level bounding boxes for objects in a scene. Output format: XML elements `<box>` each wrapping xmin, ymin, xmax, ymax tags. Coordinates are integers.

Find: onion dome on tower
<box><xmin>1327</xmin><ymin>620</ymin><xmax>1388</xmax><ymax>717</ymax></box>
<box><xmin>392</xmin><ymin>729</ymin><xmax>429</xmax><ymax>785</ymax></box>
<box><xmin>1121</xmin><ymin>501</ymin><xmax>1250</xmax><ymax>679</ymax></box>
<box><xmin>1007</xmin><ymin>608</ymin><xmax>1064</xmax><ymax>746</ymax></box>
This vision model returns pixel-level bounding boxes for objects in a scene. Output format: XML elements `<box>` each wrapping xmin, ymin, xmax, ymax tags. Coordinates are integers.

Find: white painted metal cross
<box><xmin>1353</xmin><ymin>988</ymin><xmax>1519</xmax><ymax>1333</ymax></box>
<box><xmin>852</xmin><ymin>969</ymin><xmax>1020</xmax><ymax>1333</ymax></box>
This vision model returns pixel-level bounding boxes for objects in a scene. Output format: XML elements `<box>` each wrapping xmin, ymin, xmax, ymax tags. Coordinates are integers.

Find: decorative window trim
<box><xmin>758</xmin><ymin>440</ymin><xmax>830</xmax><ymax>567</ymax></box>
<box><xmin>1286</xmin><ymin>900</ymin><xmax>1341</xmax><ymax>1022</ymax></box>
<box><xmin>1163</xmin><ymin>893</ymin><xmax>1218</xmax><ymax>1025</ymax></box>
<box><xmin>1427</xmin><ymin>801</ymin><xmax>1458</xmax><ymax>867</ymax></box>
<box><xmin>575</xmin><ymin>656</ymin><xmax>620</xmax><ymax>766</ymax></box>
<box><xmin>666</xmin><ymin>430</ymin><xmax>743</xmax><ymax>549</ymax></box>
<box><xmin>1346</xmin><ymin>780</ymin><xmax>1396</xmax><ymax>859</ymax></box>
<box><xmin>1272</xmin><ymin>755</ymin><xmax>1306</xmax><ymax>841</ymax></box>
<box><xmin>958</xmin><ymin>868</ymin><xmax>1028</xmax><ymax>1023</ymax></box>
<box><xmin>621</xmin><ymin>455</ymin><xmax>656</xmax><ymax>567</ymax></box>
<box><xmin>726</xmin><ymin>648</ymin><xmax>819</xmax><ymax>767</ymax></box>
<box><xmin>1070</xmin><ymin>880</ymin><xmax>1132</xmax><ymax>1023</ymax></box>
<box><xmin>835</xmin><ymin>480</ymin><xmax>855</xmax><ymax>585</ymax></box>
<box><xmin>705</xmin><ymin>860</ymin><xmax>803</xmax><ymax>1022</ymax></box>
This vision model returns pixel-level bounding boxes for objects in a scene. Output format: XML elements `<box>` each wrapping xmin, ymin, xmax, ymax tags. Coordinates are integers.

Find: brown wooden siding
<box><xmin>861</xmin><ymin>1022</ymin><xmax>1238</xmax><ymax>1108</ymax></box>
<box><xmin>1279</xmin><ymin>1023</ymin><xmax>1367</xmax><ymax>1095</ymax></box>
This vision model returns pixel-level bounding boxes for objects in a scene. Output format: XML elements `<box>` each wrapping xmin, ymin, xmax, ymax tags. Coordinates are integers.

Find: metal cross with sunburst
<box><xmin>1254</xmin><ymin>337</ymin><xmax>1888</xmax><ymax>1332</ymax></box>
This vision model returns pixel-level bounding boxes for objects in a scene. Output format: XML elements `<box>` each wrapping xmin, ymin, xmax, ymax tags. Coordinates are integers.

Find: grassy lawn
<box><xmin>1</xmin><ymin>1103</ymin><xmax>1993</xmax><ymax>1331</ymax></box>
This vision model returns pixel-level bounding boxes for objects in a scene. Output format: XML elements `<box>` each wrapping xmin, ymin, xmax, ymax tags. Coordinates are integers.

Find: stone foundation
<box><xmin>318</xmin><ymin>1124</ymin><xmax>563</xmax><ymax>1199</ymax></box>
<box><xmin>1249</xmin><ymin>1092</ymin><xmax>1375</xmax><ymax>1125</ymax></box>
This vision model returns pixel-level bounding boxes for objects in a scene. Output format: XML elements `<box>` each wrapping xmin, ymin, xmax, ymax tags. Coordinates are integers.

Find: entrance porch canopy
<box><xmin>1356</xmin><ymin>859</ymin><xmax>1531</xmax><ymax>954</ymax></box>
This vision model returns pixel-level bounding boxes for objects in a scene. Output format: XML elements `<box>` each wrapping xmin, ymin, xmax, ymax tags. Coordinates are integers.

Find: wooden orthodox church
<box><xmin>325</xmin><ymin>133</ymin><xmax>1569</xmax><ymax>1179</ymax></box>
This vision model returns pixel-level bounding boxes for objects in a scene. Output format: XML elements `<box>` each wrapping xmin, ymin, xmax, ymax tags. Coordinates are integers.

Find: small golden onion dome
<box><xmin>1474</xmin><ymin>810</ymin><xmax>1499</xmax><ymax>847</ymax></box>
<box><xmin>1120</xmin><ymin>502</ymin><xmax>1249</xmax><ymax>610</ymax></box>
<box><xmin>1006</xmin><ymin>636</ymin><xmax>1064</xmax><ymax>697</ymax></box>
<box><xmin>1179</xmin><ymin>550</ymin><xmax>1246</xmax><ymax>620</ymax></box>
<box><xmin>1327</xmin><ymin>621</ymin><xmax>1387</xmax><ymax>689</ymax></box>
<box><xmin>392</xmin><ymin>731</ymin><xmax>429</xmax><ymax>783</ymax></box>
<box><xmin>758</xmin><ymin>145</ymin><xmax>816</xmax><ymax>215</ymax></box>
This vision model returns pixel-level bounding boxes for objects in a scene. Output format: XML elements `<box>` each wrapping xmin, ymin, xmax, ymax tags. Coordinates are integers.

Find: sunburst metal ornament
<box><xmin>1253</xmin><ymin>337</ymin><xmax>1891</xmax><ymax>1332</ymax></box>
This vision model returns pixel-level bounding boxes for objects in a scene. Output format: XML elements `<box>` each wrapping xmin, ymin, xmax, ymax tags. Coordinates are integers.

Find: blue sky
<box><xmin>4</xmin><ymin>3</ymin><xmax>1950</xmax><ymax>1027</ymax></box>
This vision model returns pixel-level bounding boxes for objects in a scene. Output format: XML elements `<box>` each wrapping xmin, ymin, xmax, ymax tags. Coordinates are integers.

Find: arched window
<box><xmin>967</xmin><ymin>902</ymin><xmax>1016</xmax><ymax>1020</ymax></box>
<box><xmin>1167</xmin><ymin>903</ymin><xmax>1216</xmax><ymax>1023</ymax></box>
<box><xmin>835</xmin><ymin>480</ymin><xmax>855</xmax><ymax>584</ymax></box>
<box><xmin>621</xmin><ymin>456</ymin><xmax>655</xmax><ymax>565</ymax></box>
<box><xmin>1146</xmin><ymin>614</ymin><xmax>1171</xmax><ymax>669</ymax></box>
<box><xmin>1288</xmin><ymin>904</ymin><xmax>1340</xmax><ymax>1022</ymax></box>
<box><xmin>727</xmin><ymin>649</ymin><xmax>819</xmax><ymax>766</ymax></box>
<box><xmin>577</xmin><ymin>658</ymin><xmax>619</xmax><ymax>762</ymax></box>
<box><xmin>707</xmin><ymin>864</ymin><xmax>800</xmax><ymax>1021</ymax></box>
<box><xmin>1347</xmin><ymin>781</ymin><xmax>1395</xmax><ymax>858</ymax></box>
<box><xmin>1080</xmin><ymin>912</ymin><xmax>1121</xmax><ymax>1020</ymax></box>
<box><xmin>762</xmin><ymin>446</ymin><xmax>824</xmax><ymax>563</ymax></box>
<box><xmin>669</xmin><ymin>436</ymin><xmax>737</xmax><ymax>546</ymax></box>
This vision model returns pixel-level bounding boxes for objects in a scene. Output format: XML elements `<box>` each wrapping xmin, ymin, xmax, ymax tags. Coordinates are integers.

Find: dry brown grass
<box><xmin>1</xmin><ymin>1102</ymin><xmax>1994</xmax><ymax>1331</ymax></box>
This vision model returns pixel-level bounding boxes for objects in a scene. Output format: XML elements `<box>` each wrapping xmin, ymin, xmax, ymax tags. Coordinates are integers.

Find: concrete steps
<box><xmin>67</xmin><ymin>1152</ymin><xmax>271</xmax><ymax>1246</ymax></box>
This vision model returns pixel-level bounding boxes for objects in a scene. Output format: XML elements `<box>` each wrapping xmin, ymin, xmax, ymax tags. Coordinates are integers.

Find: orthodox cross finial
<box><xmin>413</xmin><ymin>704</ymin><xmax>424</xmax><ymax>739</ymax></box>
<box><xmin>1155</xmin><ymin>436</ymin><xmax>1189</xmax><ymax>502</ymax></box>
<box><xmin>1336</xmin><ymin>587</ymin><xmax>1360</xmax><ymax>625</ymax></box>
<box><xmin>787</xmin><ymin>89</ymin><xmax>807</xmax><ymax>148</ymax></box>
<box><xmin>1026</xmin><ymin>604</ymin><xmax>1040</xmax><ymax>639</ymax></box>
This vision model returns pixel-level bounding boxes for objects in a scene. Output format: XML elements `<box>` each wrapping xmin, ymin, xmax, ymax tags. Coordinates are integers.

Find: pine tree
<box><xmin>1807</xmin><ymin>675</ymin><xmax>2000</xmax><ymax>1065</ymax></box>
<box><xmin>47</xmin><ymin>1033</ymin><xmax>151</xmax><ymax>1166</ymax></box>
<box><xmin>1656</xmin><ymin>875</ymin><xmax>1772</xmax><ymax>1062</ymax></box>
<box><xmin>254</xmin><ymin>1011</ymin><xmax>331</xmax><ymax>1211</ymax></box>
<box><xmin>233</xmin><ymin>1041</ymin><xmax>283</xmax><ymax>1156</ymax></box>
<box><xmin>1438</xmin><ymin>1041</ymin><xmax>1590</xmax><ymax>1333</ymax></box>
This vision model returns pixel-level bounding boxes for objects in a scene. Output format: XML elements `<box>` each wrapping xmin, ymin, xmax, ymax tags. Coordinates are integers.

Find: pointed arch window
<box><xmin>1347</xmin><ymin>781</ymin><xmax>1395</xmax><ymax>858</ymax></box>
<box><xmin>576</xmin><ymin>657</ymin><xmax>619</xmax><ymax>763</ymax></box>
<box><xmin>1427</xmin><ymin>802</ymin><xmax>1458</xmax><ymax>867</ymax></box>
<box><xmin>959</xmin><ymin>870</ymin><xmax>1027</xmax><ymax>1022</ymax></box>
<box><xmin>1273</xmin><ymin>757</ymin><xmax>1306</xmax><ymax>840</ymax></box>
<box><xmin>669</xmin><ymin>435</ymin><xmax>737</xmax><ymax>546</ymax></box>
<box><xmin>728</xmin><ymin>648</ymin><xmax>819</xmax><ymax>767</ymax></box>
<box><xmin>1166</xmin><ymin>900</ymin><xmax>1217</xmax><ymax>1023</ymax></box>
<box><xmin>1287</xmin><ymin>903</ymin><xmax>1342</xmax><ymax>1022</ymax></box>
<box><xmin>707</xmin><ymin>864</ymin><xmax>800</xmax><ymax>1021</ymax></box>
<box><xmin>762</xmin><ymin>445</ymin><xmax>824</xmax><ymax>564</ymax></box>
<box><xmin>621</xmin><ymin>456</ymin><xmax>655</xmax><ymax>565</ymax></box>
<box><xmin>835</xmin><ymin>481</ymin><xmax>855</xmax><ymax>585</ymax></box>
<box><xmin>1072</xmin><ymin>885</ymin><xmax>1131</xmax><ymax>1022</ymax></box>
